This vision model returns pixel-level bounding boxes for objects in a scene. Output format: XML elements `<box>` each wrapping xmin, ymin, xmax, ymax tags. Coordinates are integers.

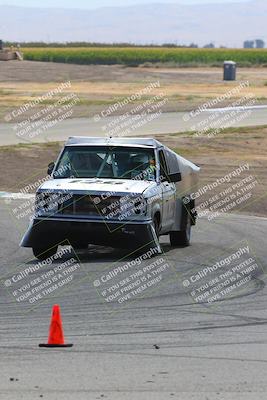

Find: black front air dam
<box><xmin>20</xmin><ymin>218</ymin><xmax>155</xmax><ymax>250</ymax></box>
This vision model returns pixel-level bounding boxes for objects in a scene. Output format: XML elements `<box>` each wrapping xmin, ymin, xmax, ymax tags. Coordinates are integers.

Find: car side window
<box><xmin>159</xmin><ymin>150</ymin><xmax>169</xmax><ymax>182</ymax></box>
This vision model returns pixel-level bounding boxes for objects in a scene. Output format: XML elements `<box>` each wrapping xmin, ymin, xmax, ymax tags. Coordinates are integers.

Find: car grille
<box><xmin>59</xmin><ymin>194</ymin><xmax>121</xmax><ymax>219</ymax></box>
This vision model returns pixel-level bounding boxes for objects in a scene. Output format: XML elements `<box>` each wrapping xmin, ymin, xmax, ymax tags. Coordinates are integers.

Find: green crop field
<box><xmin>22</xmin><ymin>47</ymin><xmax>267</xmax><ymax>67</ymax></box>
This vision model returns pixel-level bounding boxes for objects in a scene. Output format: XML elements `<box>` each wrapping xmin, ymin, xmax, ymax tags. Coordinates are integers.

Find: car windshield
<box><xmin>54</xmin><ymin>146</ymin><xmax>156</xmax><ymax>180</ymax></box>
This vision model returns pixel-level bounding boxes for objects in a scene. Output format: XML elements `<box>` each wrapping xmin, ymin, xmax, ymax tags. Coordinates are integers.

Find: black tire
<box><xmin>72</xmin><ymin>244</ymin><xmax>88</xmax><ymax>251</ymax></box>
<box><xmin>153</xmin><ymin>215</ymin><xmax>160</xmax><ymax>239</ymax></box>
<box><xmin>32</xmin><ymin>245</ymin><xmax>58</xmax><ymax>261</ymax></box>
<box><xmin>170</xmin><ymin>212</ymin><xmax>191</xmax><ymax>247</ymax></box>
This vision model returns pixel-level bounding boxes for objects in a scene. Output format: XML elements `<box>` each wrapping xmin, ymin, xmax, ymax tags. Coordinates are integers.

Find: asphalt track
<box><xmin>1</xmin><ymin>107</ymin><xmax>267</xmax><ymax>145</ymax></box>
<box><xmin>0</xmin><ymin>198</ymin><xmax>267</xmax><ymax>399</ymax></box>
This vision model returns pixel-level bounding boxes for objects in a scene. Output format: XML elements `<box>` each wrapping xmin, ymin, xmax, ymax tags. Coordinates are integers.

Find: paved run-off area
<box><xmin>0</xmin><ymin>197</ymin><xmax>267</xmax><ymax>400</ymax></box>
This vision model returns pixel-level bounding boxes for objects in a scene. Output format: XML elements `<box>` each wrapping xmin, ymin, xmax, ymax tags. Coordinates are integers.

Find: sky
<box><xmin>0</xmin><ymin>0</ymin><xmax>251</xmax><ymax>9</ymax></box>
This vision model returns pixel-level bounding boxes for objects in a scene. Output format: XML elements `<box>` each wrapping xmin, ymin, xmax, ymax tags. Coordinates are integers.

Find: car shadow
<box><xmin>71</xmin><ymin>242</ymin><xmax>173</xmax><ymax>263</ymax></box>
<box><xmin>24</xmin><ymin>241</ymin><xmax>174</xmax><ymax>266</ymax></box>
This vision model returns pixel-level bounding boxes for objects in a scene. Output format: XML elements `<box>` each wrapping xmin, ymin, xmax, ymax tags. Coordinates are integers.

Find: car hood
<box><xmin>38</xmin><ymin>178</ymin><xmax>156</xmax><ymax>196</ymax></box>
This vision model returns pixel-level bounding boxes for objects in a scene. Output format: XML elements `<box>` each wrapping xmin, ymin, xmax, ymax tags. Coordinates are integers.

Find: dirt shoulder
<box><xmin>0</xmin><ymin>61</ymin><xmax>267</xmax><ymax>122</ymax></box>
<box><xmin>0</xmin><ymin>125</ymin><xmax>266</xmax><ymax>217</ymax></box>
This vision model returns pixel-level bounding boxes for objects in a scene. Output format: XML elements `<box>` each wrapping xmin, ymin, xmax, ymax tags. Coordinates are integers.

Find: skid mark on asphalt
<box><xmin>95</xmin><ymin>350</ymin><xmax>267</xmax><ymax>364</ymax></box>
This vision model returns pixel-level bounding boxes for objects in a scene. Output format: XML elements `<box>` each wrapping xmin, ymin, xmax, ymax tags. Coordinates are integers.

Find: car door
<box><xmin>158</xmin><ymin>150</ymin><xmax>176</xmax><ymax>232</ymax></box>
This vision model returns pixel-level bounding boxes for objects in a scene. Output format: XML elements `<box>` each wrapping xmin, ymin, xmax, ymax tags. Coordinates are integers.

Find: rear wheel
<box><xmin>32</xmin><ymin>245</ymin><xmax>58</xmax><ymax>261</ymax></box>
<box><xmin>170</xmin><ymin>212</ymin><xmax>191</xmax><ymax>247</ymax></box>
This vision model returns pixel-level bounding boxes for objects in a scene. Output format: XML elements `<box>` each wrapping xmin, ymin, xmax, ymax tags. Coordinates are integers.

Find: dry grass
<box><xmin>0</xmin><ymin>62</ymin><xmax>267</xmax><ymax>122</ymax></box>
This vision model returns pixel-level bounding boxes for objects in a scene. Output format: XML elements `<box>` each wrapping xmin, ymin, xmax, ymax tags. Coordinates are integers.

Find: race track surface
<box><xmin>1</xmin><ymin>107</ymin><xmax>267</xmax><ymax>146</ymax></box>
<box><xmin>0</xmin><ymin>199</ymin><xmax>267</xmax><ymax>399</ymax></box>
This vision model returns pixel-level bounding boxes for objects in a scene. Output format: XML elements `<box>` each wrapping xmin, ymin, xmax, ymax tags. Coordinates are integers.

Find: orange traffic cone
<box><xmin>39</xmin><ymin>305</ymin><xmax>73</xmax><ymax>348</ymax></box>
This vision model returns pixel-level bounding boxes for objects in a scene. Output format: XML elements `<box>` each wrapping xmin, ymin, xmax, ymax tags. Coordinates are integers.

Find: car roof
<box><xmin>66</xmin><ymin>136</ymin><xmax>164</xmax><ymax>149</ymax></box>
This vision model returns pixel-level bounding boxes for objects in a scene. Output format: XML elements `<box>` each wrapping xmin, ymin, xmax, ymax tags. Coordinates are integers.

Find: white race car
<box><xmin>21</xmin><ymin>137</ymin><xmax>200</xmax><ymax>260</ymax></box>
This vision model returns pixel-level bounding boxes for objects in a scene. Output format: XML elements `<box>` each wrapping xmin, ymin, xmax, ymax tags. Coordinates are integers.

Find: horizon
<box><xmin>0</xmin><ymin>0</ymin><xmax>251</xmax><ymax>10</ymax></box>
<box><xmin>0</xmin><ymin>0</ymin><xmax>264</xmax><ymax>47</ymax></box>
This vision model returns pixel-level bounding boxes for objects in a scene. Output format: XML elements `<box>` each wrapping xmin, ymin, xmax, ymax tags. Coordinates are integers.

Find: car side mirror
<box><xmin>47</xmin><ymin>162</ymin><xmax>55</xmax><ymax>176</ymax></box>
<box><xmin>168</xmin><ymin>172</ymin><xmax>182</xmax><ymax>183</ymax></box>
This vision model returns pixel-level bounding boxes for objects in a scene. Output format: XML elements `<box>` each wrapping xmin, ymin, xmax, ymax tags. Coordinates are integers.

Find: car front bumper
<box><xmin>20</xmin><ymin>217</ymin><xmax>156</xmax><ymax>249</ymax></box>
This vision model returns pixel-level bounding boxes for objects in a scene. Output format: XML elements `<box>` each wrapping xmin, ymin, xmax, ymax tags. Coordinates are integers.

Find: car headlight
<box><xmin>133</xmin><ymin>197</ymin><xmax>147</xmax><ymax>215</ymax></box>
<box><xmin>35</xmin><ymin>191</ymin><xmax>59</xmax><ymax>216</ymax></box>
<box><xmin>119</xmin><ymin>195</ymin><xmax>147</xmax><ymax>219</ymax></box>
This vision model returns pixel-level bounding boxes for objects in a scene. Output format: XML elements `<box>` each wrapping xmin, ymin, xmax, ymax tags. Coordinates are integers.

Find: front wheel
<box><xmin>32</xmin><ymin>245</ymin><xmax>58</xmax><ymax>261</ymax></box>
<box><xmin>170</xmin><ymin>212</ymin><xmax>191</xmax><ymax>247</ymax></box>
<box><xmin>72</xmin><ymin>244</ymin><xmax>88</xmax><ymax>251</ymax></box>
